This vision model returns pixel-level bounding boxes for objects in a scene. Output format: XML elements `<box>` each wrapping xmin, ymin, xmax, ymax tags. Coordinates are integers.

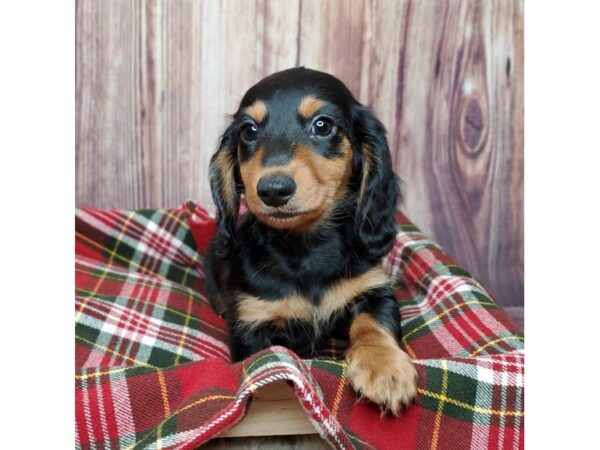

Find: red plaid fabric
<box><xmin>75</xmin><ymin>202</ymin><xmax>524</xmax><ymax>449</ymax></box>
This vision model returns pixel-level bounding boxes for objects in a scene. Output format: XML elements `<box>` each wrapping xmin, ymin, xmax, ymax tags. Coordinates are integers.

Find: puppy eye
<box><xmin>241</xmin><ymin>123</ymin><xmax>259</xmax><ymax>142</ymax></box>
<box><xmin>311</xmin><ymin>118</ymin><xmax>335</xmax><ymax>137</ymax></box>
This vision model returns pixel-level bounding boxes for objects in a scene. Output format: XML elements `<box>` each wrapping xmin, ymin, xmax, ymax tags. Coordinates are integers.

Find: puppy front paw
<box><xmin>346</xmin><ymin>343</ymin><xmax>418</xmax><ymax>415</ymax></box>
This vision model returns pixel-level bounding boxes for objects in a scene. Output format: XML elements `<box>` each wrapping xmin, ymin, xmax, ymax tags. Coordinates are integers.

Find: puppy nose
<box><xmin>257</xmin><ymin>174</ymin><xmax>296</xmax><ymax>207</ymax></box>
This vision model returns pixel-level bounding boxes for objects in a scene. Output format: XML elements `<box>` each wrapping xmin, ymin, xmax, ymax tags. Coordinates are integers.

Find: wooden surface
<box><xmin>76</xmin><ymin>0</ymin><xmax>523</xmax><ymax>307</ymax></box>
<box><xmin>219</xmin><ymin>382</ymin><xmax>316</xmax><ymax>438</ymax></box>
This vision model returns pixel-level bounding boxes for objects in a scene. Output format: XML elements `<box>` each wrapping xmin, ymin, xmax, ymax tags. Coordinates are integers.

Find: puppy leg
<box><xmin>346</xmin><ymin>291</ymin><xmax>417</xmax><ymax>415</ymax></box>
<box><xmin>204</xmin><ymin>241</ymin><xmax>228</xmax><ymax>317</ymax></box>
<box><xmin>229</xmin><ymin>323</ymin><xmax>273</xmax><ymax>363</ymax></box>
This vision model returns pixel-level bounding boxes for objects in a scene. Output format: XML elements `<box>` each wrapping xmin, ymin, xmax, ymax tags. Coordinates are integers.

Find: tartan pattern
<box><xmin>75</xmin><ymin>201</ymin><xmax>524</xmax><ymax>450</ymax></box>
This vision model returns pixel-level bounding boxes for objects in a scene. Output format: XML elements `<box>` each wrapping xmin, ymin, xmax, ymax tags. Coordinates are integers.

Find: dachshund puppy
<box><xmin>206</xmin><ymin>67</ymin><xmax>417</xmax><ymax>414</ymax></box>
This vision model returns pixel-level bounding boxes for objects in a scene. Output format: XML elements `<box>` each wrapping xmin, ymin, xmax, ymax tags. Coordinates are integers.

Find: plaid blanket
<box><xmin>75</xmin><ymin>201</ymin><xmax>524</xmax><ymax>450</ymax></box>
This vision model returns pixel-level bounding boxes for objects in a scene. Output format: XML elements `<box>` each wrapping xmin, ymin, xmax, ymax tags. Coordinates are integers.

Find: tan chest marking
<box><xmin>236</xmin><ymin>266</ymin><xmax>391</xmax><ymax>328</ymax></box>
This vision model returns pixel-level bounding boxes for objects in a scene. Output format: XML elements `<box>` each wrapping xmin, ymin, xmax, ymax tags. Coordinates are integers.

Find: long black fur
<box><xmin>207</xmin><ymin>67</ymin><xmax>402</xmax><ymax>362</ymax></box>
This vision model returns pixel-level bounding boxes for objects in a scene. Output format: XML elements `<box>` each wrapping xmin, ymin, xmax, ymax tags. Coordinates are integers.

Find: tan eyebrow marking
<box><xmin>298</xmin><ymin>95</ymin><xmax>325</xmax><ymax>119</ymax></box>
<box><xmin>243</xmin><ymin>100</ymin><xmax>268</xmax><ymax>123</ymax></box>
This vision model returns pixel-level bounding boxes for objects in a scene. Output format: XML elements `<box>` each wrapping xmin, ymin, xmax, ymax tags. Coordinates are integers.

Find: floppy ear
<box><xmin>209</xmin><ymin>123</ymin><xmax>241</xmax><ymax>259</ymax></box>
<box><xmin>352</xmin><ymin>105</ymin><xmax>401</xmax><ymax>262</ymax></box>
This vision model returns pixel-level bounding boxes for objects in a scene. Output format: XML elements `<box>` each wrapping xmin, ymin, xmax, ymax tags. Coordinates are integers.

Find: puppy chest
<box><xmin>234</xmin><ymin>265</ymin><xmax>391</xmax><ymax>329</ymax></box>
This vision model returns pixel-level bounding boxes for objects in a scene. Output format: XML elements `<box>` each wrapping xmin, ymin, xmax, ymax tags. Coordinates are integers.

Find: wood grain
<box><xmin>76</xmin><ymin>0</ymin><xmax>523</xmax><ymax>307</ymax></box>
<box><xmin>219</xmin><ymin>382</ymin><xmax>316</xmax><ymax>438</ymax></box>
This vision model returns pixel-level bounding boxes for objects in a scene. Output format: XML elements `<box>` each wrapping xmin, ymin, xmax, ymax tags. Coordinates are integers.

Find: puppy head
<box><xmin>209</xmin><ymin>67</ymin><xmax>399</xmax><ymax>260</ymax></box>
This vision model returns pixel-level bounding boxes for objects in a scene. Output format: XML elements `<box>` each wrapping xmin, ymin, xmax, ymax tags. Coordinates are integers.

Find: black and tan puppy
<box><xmin>206</xmin><ymin>67</ymin><xmax>417</xmax><ymax>414</ymax></box>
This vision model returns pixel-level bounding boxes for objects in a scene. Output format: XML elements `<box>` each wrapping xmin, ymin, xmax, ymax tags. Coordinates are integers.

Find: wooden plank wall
<box><xmin>76</xmin><ymin>0</ymin><xmax>523</xmax><ymax>307</ymax></box>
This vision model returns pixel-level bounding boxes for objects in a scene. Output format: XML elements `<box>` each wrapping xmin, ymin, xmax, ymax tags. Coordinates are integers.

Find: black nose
<box><xmin>257</xmin><ymin>174</ymin><xmax>296</xmax><ymax>207</ymax></box>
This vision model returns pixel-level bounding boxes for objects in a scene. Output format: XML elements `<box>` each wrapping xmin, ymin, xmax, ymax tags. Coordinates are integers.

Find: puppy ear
<box><xmin>209</xmin><ymin>123</ymin><xmax>240</xmax><ymax>259</ymax></box>
<box><xmin>352</xmin><ymin>105</ymin><xmax>401</xmax><ymax>262</ymax></box>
